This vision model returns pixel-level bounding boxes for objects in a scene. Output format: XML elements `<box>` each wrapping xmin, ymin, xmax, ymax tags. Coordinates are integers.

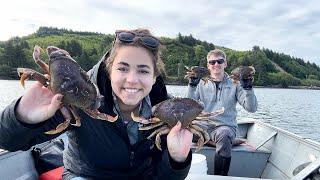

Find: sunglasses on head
<box><xmin>115</xmin><ymin>30</ymin><xmax>160</xmax><ymax>50</ymax></box>
<box><xmin>208</xmin><ymin>59</ymin><xmax>225</xmax><ymax>65</ymax></box>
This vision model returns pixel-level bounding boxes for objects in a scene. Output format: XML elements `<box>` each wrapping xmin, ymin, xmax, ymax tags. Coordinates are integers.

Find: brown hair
<box><xmin>105</xmin><ymin>28</ymin><xmax>163</xmax><ymax>77</ymax></box>
<box><xmin>207</xmin><ymin>49</ymin><xmax>226</xmax><ymax>60</ymax></box>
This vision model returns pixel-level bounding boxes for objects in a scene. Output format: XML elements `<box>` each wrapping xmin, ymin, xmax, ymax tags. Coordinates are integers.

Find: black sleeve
<box><xmin>153</xmin><ymin>135</ymin><xmax>192</xmax><ymax>180</ymax></box>
<box><xmin>156</xmin><ymin>149</ymin><xmax>192</xmax><ymax>180</ymax></box>
<box><xmin>150</xmin><ymin>75</ymin><xmax>170</xmax><ymax>106</ymax></box>
<box><xmin>0</xmin><ymin>98</ymin><xmax>67</xmax><ymax>151</ymax></box>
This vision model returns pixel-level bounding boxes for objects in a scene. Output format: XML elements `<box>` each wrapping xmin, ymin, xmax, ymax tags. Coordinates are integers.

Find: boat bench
<box><xmin>0</xmin><ymin>149</ymin><xmax>39</xmax><ymax>179</ymax></box>
<box><xmin>0</xmin><ymin>134</ymin><xmax>68</xmax><ymax>180</ymax></box>
<box><xmin>192</xmin><ymin>141</ymin><xmax>272</xmax><ymax>178</ymax></box>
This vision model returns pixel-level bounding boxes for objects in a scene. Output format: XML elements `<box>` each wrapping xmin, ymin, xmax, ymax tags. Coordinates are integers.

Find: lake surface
<box><xmin>1</xmin><ymin>80</ymin><xmax>320</xmax><ymax>142</ymax></box>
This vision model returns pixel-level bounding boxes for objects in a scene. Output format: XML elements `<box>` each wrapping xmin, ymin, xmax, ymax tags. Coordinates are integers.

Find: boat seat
<box><xmin>192</xmin><ymin>141</ymin><xmax>272</xmax><ymax>178</ymax></box>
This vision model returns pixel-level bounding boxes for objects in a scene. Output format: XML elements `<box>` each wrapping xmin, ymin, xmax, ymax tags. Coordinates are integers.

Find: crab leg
<box><xmin>45</xmin><ymin>106</ymin><xmax>72</xmax><ymax>134</ymax></box>
<box><xmin>196</xmin><ymin>107</ymin><xmax>225</xmax><ymax>120</ymax></box>
<box><xmin>184</xmin><ymin>72</ymin><xmax>196</xmax><ymax>79</ymax></box>
<box><xmin>17</xmin><ymin>68</ymin><xmax>49</xmax><ymax>88</ymax></box>
<box><xmin>45</xmin><ymin>119</ymin><xmax>70</xmax><ymax>135</ymax></box>
<box><xmin>139</xmin><ymin>121</ymin><xmax>165</xmax><ymax>130</ymax></box>
<box><xmin>84</xmin><ymin>109</ymin><xmax>118</xmax><ymax>122</ymax></box>
<box><xmin>190</xmin><ymin>124</ymin><xmax>210</xmax><ymax>144</ymax></box>
<box><xmin>155</xmin><ymin>128</ymin><xmax>170</xmax><ymax>150</ymax></box>
<box><xmin>33</xmin><ymin>45</ymin><xmax>50</xmax><ymax>74</ymax></box>
<box><xmin>189</xmin><ymin>127</ymin><xmax>205</xmax><ymax>152</ymax></box>
<box><xmin>147</xmin><ymin>125</ymin><xmax>169</xmax><ymax>140</ymax></box>
<box><xmin>131</xmin><ymin>112</ymin><xmax>161</xmax><ymax>124</ymax></box>
<box><xmin>69</xmin><ymin>105</ymin><xmax>81</xmax><ymax>127</ymax></box>
<box><xmin>203</xmin><ymin>77</ymin><xmax>215</xmax><ymax>85</ymax></box>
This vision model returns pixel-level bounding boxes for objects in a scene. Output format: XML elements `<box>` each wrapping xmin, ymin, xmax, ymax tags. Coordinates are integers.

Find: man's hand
<box><xmin>240</xmin><ymin>75</ymin><xmax>254</xmax><ymax>90</ymax></box>
<box><xmin>189</xmin><ymin>77</ymin><xmax>201</xmax><ymax>87</ymax></box>
<box><xmin>167</xmin><ymin>121</ymin><xmax>193</xmax><ymax>162</ymax></box>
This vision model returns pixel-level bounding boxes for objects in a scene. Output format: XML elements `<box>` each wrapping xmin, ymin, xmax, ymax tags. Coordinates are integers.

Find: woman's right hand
<box><xmin>16</xmin><ymin>82</ymin><xmax>63</xmax><ymax>124</ymax></box>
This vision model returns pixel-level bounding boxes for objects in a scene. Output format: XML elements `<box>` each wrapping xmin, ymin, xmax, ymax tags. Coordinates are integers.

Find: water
<box><xmin>166</xmin><ymin>85</ymin><xmax>320</xmax><ymax>143</ymax></box>
<box><xmin>0</xmin><ymin>80</ymin><xmax>319</xmax><ymax>142</ymax></box>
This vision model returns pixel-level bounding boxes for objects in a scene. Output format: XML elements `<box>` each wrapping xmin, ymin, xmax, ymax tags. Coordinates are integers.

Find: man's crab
<box><xmin>17</xmin><ymin>45</ymin><xmax>117</xmax><ymax>134</ymax></box>
<box><xmin>184</xmin><ymin>66</ymin><xmax>212</xmax><ymax>84</ymax></box>
<box><xmin>131</xmin><ymin>98</ymin><xmax>224</xmax><ymax>151</ymax></box>
<box><xmin>229</xmin><ymin>66</ymin><xmax>255</xmax><ymax>83</ymax></box>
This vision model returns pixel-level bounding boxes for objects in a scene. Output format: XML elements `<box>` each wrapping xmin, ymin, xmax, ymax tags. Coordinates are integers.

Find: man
<box><xmin>187</xmin><ymin>49</ymin><xmax>257</xmax><ymax>176</ymax></box>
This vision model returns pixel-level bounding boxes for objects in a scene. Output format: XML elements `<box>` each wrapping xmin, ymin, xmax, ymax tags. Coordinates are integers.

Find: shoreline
<box><xmin>165</xmin><ymin>82</ymin><xmax>320</xmax><ymax>90</ymax></box>
<box><xmin>1</xmin><ymin>78</ymin><xmax>320</xmax><ymax>90</ymax></box>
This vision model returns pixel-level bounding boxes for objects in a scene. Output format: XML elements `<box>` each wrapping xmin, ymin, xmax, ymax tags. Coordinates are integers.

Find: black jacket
<box><xmin>0</xmin><ymin>54</ymin><xmax>191</xmax><ymax>179</ymax></box>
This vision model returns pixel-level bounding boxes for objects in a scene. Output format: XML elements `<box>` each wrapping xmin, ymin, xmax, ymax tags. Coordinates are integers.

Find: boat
<box><xmin>187</xmin><ymin>118</ymin><xmax>320</xmax><ymax>180</ymax></box>
<box><xmin>1</xmin><ymin>118</ymin><xmax>320</xmax><ymax>179</ymax></box>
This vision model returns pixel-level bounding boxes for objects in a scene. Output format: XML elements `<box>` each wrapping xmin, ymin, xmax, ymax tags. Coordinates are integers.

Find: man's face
<box><xmin>207</xmin><ymin>55</ymin><xmax>227</xmax><ymax>76</ymax></box>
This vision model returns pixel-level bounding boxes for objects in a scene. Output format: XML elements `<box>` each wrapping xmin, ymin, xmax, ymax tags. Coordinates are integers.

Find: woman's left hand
<box><xmin>167</xmin><ymin>121</ymin><xmax>193</xmax><ymax>162</ymax></box>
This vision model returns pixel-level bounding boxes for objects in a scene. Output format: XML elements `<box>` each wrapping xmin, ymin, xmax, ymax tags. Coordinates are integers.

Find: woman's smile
<box><xmin>123</xmin><ymin>87</ymin><xmax>141</xmax><ymax>94</ymax></box>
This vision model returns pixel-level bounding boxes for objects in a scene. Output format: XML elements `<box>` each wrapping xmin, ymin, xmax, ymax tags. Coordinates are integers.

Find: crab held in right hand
<box><xmin>17</xmin><ymin>45</ymin><xmax>118</xmax><ymax>134</ymax></box>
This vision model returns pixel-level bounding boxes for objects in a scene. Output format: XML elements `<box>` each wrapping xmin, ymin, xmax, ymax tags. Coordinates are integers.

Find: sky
<box><xmin>1</xmin><ymin>0</ymin><xmax>320</xmax><ymax>65</ymax></box>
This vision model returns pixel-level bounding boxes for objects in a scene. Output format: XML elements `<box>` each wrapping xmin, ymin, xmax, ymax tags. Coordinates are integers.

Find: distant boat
<box><xmin>1</xmin><ymin>119</ymin><xmax>320</xmax><ymax>179</ymax></box>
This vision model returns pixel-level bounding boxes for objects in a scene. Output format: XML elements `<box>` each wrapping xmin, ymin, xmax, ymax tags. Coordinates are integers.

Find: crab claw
<box><xmin>17</xmin><ymin>68</ymin><xmax>29</xmax><ymax>88</ymax></box>
<box><xmin>33</xmin><ymin>45</ymin><xmax>42</xmax><ymax>61</ymax></box>
<box><xmin>196</xmin><ymin>107</ymin><xmax>225</xmax><ymax>120</ymax></box>
<box><xmin>45</xmin><ymin>119</ymin><xmax>70</xmax><ymax>135</ymax></box>
<box><xmin>131</xmin><ymin>112</ymin><xmax>162</xmax><ymax>125</ymax></box>
<box><xmin>84</xmin><ymin>109</ymin><xmax>118</xmax><ymax>122</ymax></box>
<box><xmin>131</xmin><ymin>112</ymin><xmax>149</xmax><ymax>124</ymax></box>
<box><xmin>17</xmin><ymin>68</ymin><xmax>49</xmax><ymax>88</ymax></box>
<box><xmin>184</xmin><ymin>66</ymin><xmax>191</xmax><ymax>71</ymax></box>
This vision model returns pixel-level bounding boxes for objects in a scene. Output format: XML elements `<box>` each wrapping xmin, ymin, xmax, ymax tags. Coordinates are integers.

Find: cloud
<box><xmin>0</xmin><ymin>0</ymin><xmax>319</xmax><ymax>65</ymax></box>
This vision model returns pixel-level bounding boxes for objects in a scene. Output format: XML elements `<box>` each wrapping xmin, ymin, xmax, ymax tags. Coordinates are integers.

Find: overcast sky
<box><xmin>1</xmin><ymin>0</ymin><xmax>319</xmax><ymax>65</ymax></box>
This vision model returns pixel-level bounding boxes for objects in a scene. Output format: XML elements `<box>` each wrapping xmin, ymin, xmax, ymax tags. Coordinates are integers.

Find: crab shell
<box><xmin>152</xmin><ymin>98</ymin><xmax>204</xmax><ymax>127</ymax></box>
<box><xmin>230</xmin><ymin>66</ymin><xmax>255</xmax><ymax>82</ymax></box>
<box><xmin>47</xmin><ymin>46</ymin><xmax>102</xmax><ymax>110</ymax></box>
<box><xmin>185</xmin><ymin>66</ymin><xmax>211</xmax><ymax>79</ymax></box>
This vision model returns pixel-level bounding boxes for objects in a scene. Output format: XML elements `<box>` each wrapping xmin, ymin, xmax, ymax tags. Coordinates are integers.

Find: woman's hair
<box><xmin>105</xmin><ymin>28</ymin><xmax>164</xmax><ymax>77</ymax></box>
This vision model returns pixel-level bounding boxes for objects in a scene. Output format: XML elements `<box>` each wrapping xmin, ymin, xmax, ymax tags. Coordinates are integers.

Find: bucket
<box><xmin>188</xmin><ymin>153</ymin><xmax>208</xmax><ymax>174</ymax></box>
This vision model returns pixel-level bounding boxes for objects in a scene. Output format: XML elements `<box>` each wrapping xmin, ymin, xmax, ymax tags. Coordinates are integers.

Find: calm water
<box><xmin>167</xmin><ymin>85</ymin><xmax>320</xmax><ymax>143</ymax></box>
<box><xmin>1</xmin><ymin>80</ymin><xmax>320</xmax><ymax>142</ymax></box>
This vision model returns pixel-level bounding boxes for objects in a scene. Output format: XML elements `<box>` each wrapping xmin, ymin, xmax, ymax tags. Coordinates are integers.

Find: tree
<box><xmin>1</xmin><ymin>37</ymin><xmax>31</xmax><ymax>68</ymax></box>
<box><xmin>66</xmin><ymin>40</ymin><xmax>82</xmax><ymax>57</ymax></box>
<box><xmin>193</xmin><ymin>45</ymin><xmax>207</xmax><ymax>66</ymax></box>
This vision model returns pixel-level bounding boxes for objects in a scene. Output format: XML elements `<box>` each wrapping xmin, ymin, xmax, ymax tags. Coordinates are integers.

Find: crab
<box><xmin>131</xmin><ymin>98</ymin><xmax>224</xmax><ymax>152</ymax></box>
<box><xmin>184</xmin><ymin>66</ymin><xmax>212</xmax><ymax>84</ymax></box>
<box><xmin>17</xmin><ymin>45</ymin><xmax>118</xmax><ymax>134</ymax></box>
<box><xmin>229</xmin><ymin>66</ymin><xmax>255</xmax><ymax>83</ymax></box>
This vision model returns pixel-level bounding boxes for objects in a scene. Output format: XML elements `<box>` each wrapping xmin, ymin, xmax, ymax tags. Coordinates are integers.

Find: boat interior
<box><xmin>191</xmin><ymin>119</ymin><xmax>320</xmax><ymax>179</ymax></box>
<box><xmin>1</xmin><ymin>119</ymin><xmax>320</xmax><ymax>179</ymax></box>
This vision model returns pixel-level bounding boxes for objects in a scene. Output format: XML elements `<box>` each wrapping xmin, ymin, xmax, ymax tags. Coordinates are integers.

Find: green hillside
<box><xmin>1</xmin><ymin>26</ymin><xmax>320</xmax><ymax>88</ymax></box>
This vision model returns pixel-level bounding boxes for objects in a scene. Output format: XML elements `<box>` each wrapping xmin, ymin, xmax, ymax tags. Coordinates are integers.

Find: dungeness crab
<box><xmin>229</xmin><ymin>66</ymin><xmax>255</xmax><ymax>83</ymax></box>
<box><xmin>131</xmin><ymin>98</ymin><xmax>224</xmax><ymax>151</ymax></box>
<box><xmin>17</xmin><ymin>45</ymin><xmax>117</xmax><ymax>134</ymax></box>
<box><xmin>184</xmin><ymin>66</ymin><xmax>212</xmax><ymax>84</ymax></box>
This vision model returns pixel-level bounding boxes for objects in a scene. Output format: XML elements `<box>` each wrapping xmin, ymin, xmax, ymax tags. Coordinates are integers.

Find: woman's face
<box><xmin>110</xmin><ymin>46</ymin><xmax>156</xmax><ymax>110</ymax></box>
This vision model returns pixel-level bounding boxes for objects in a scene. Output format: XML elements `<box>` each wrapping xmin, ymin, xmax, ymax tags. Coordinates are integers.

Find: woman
<box><xmin>0</xmin><ymin>29</ymin><xmax>192</xmax><ymax>179</ymax></box>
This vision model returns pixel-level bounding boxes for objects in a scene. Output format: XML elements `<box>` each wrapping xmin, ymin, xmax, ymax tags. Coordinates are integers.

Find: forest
<box><xmin>1</xmin><ymin>26</ymin><xmax>320</xmax><ymax>88</ymax></box>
